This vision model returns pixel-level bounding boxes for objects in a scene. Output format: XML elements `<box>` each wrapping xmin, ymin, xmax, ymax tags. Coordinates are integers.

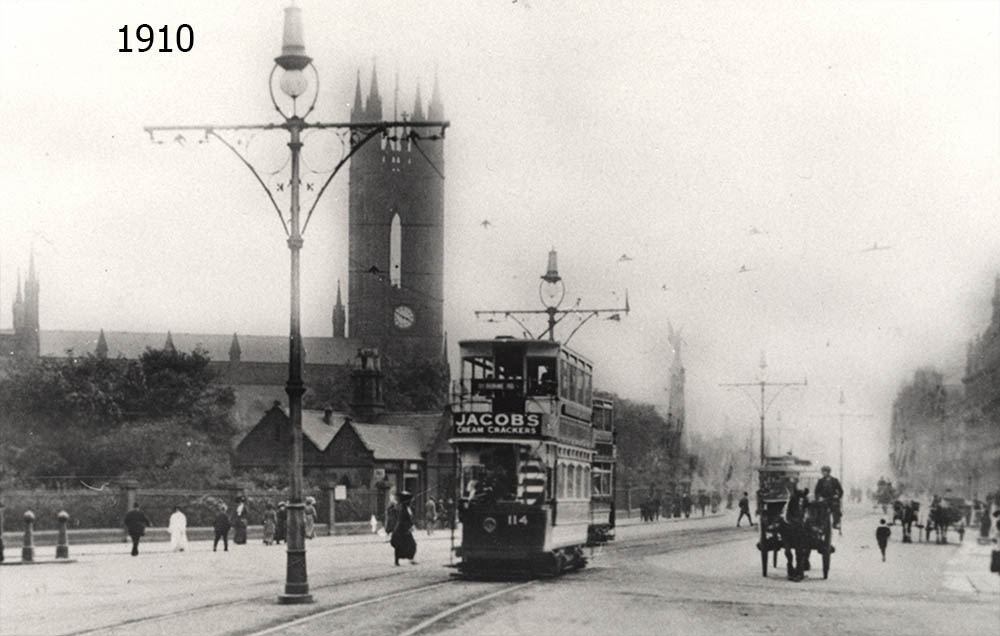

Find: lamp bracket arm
<box><xmin>208</xmin><ymin>129</ymin><xmax>289</xmax><ymax>236</ymax></box>
<box><xmin>300</xmin><ymin>125</ymin><xmax>384</xmax><ymax>235</ymax></box>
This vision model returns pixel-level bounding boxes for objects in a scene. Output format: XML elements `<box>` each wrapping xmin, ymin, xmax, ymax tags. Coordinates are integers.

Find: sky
<box><xmin>1</xmin><ymin>0</ymin><xmax>998</xmax><ymax>487</ymax></box>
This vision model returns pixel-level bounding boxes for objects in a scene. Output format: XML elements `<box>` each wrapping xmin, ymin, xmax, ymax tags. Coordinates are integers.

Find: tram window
<box><xmin>558</xmin><ymin>464</ymin><xmax>566</xmax><ymax>498</ymax></box>
<box><xmin>460</xmin><ymin>445</ymin><xmax>517</xmax><ymax>501</ymax></box>
<box><xmin>527</xmin><ymin>358</ymin><xmax>557</xmax><ymax>395</ymax></box>
<box><xmin>584</xmin><ymin>467</ymin><xmax>590</xmax><ymax>498</ymax></box>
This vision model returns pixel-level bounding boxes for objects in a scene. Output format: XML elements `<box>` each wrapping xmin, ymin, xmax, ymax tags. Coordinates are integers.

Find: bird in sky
<box><xmin>738</xmin><ymin>264</ymin><xmax>754</xmax><ymax>273</ymax></box>
<box><xmin>749</xmin><ymin>226</ymin><xmax>767</xmax><ymax>236</ymax></box>
<box><xmin>367</xmin><ymin>265</ymin><xmax>381</xmax><ymax>274</ymax></box>
<box><xmin>174</xmin><ymin>134</ymin><xmax>186</xmax><ymax>145</ymax></box>
<box><xmin>480</xmin><ymin>219</ymin><xmax>492</xmax><ymax>228</ymax></box>
<box><xmin>859</xmin><ymin>242</ymin><xmax>892</xmax><ymax>252</ymax></box>
<box><xmin>618</xmin><ymin>254</ymin><xmax>633</xmax><ymax>263</ymax></box>
<box><xmin>661</xmin><ymin>284</ymin><xmax>670</xmax><ymax>291</ymax></box>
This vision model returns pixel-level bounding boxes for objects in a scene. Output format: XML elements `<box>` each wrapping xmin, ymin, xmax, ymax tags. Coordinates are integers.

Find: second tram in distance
<box><xmin>451</xmin><ymin>336</ymin><xmax>616</xmax><ymax>576</ymax></box>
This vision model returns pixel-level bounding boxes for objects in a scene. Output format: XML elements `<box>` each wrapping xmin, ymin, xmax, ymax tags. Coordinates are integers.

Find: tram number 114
<box><xmin>507</xmin><ymin>514</ymin><xmax>529</xmax><ymax>526</ymax></box>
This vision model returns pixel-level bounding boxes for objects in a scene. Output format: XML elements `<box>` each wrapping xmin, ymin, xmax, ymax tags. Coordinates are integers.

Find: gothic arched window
<box><xmin>390</xmin><ymin>212</ymin><xmax>402</xmax><ymax>288</ymax></box>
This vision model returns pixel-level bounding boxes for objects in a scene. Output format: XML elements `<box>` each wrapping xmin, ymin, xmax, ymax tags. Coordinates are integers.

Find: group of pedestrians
<box><xmin>121</xmin><ymin>494</ymin><xmax>318</xmax><ymax>556</ymax></box>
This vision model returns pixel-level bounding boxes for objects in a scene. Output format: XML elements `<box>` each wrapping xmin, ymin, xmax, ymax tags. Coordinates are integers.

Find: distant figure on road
<box><xmin>233</xmin><ymin>496</ymin><xmax>248</xmax><ymax>545</ymax></box>
<box><xmin>682</xmin><ymin>493</ymin><xmax>692</xmax><ymax>519</ymax></box>
<box><xmin>737</xmin><ymin>492</ymin><xmax>754</xmax><ymax>527</ymax></box>
<box><xmin>213</xmin><ymin>504</ymin><xmax>231</xmax><ymax>552</ymax></box>
<box><xmin>168</xmin><ymin>506</ymin><xmax>188</xmax><ymax>552</ymax></box>
<box><xmin>876</xmin><ymin>519</ymin><xmax>891</xmax><ymax>562</ymax></box>
<box><xmin>814</xmin><ymin>465</ymin><xmax>844</xmax><ymax>529</ymax></box>
<box><xmin>123</xmin><ymin>503</ymin><xmax>151</xmax><ymax>557</ymax></box>
<box><xmin>425</xmin><ymin>497</ymin><xmax>437</xmax><ymax>535</ymax></box>
<box><xmin>262</xmin><ymin>503</ymin><xmax>277</xmax><ymax>545</ymax></box>
<box><xmin>698</xmin><ymin>491</ymin><xmax>708</xmax><ymax>517</ymax></box>
<box><xmin>391</xmin><ymin>491</ymin><xmax>418</xmax><ymax>566</ymax></box>
<box><xmin>304</xmin><ymin>496</ymin><xmax>317</xmax><ymax>539</ymax></box>
<box><xmin>274</xmin><ymin>502</ymin><xmax>287</xmax><ymax>544</ymax></box>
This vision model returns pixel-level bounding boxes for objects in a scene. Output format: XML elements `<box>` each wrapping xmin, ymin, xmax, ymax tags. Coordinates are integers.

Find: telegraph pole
<box><xmin>720</xmin><ymin>353</ymin><xmax>807</xmax><ymax>467</ymax></box>
<box><xmin>810</xmin><ymin>389</ymin><xmax>874</xmax><ymax>490</ymax></box>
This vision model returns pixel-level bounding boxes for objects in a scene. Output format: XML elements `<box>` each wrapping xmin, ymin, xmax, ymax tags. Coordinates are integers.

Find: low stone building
<box><xmin>233</xmin><ymin>349</ymin><xmax>454</xmax><ymax>524</ymax></box>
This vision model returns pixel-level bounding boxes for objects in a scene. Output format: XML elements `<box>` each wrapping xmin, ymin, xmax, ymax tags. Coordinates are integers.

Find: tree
<box><xmin>0</xmin><ymin>346</ymin><xmax>236</xmax><ymax>485</ymax></box>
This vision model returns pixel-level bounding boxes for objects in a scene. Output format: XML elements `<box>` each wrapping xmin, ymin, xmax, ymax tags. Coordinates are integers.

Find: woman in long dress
<box><xmin>233</xmin><ymin>496</ymin><xmax>248</xmax><ymax>545</ymax></box>
<box><xmin>390</xmin><ymin>491</ymin><xmax>417</xmax><ymax>565</ymax></box>
<box><xmin>168</xmin><ymin>506</ymin><xmax>188</xmax><ymax>552</ymax></box>
<box><xmin>304</xmin><ymin>496</ymin><xmax>317</xmax><ymax>539</ymax></box>
<box><xmin>262</xmin><ymin>502</ymin><xmax>277</xmax><ymax>545</ymax></box>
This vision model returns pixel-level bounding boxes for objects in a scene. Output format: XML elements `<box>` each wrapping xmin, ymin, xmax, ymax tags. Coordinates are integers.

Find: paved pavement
<box><xmin>0</xmin><ymin>509</ymin><xmax>729</xmax><ymax>635</ymax></box>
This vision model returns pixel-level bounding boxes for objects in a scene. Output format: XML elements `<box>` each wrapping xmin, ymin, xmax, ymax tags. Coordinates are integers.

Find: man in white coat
<box><xmin>168</xmin><ymin>506</ymin><xmax>188</xmax><ymax>552</ymax></box>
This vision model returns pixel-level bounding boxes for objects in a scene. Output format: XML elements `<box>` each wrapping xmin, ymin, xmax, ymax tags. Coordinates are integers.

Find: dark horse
<box><xmin>892</xmin><ymin>500</ymin><xmax>920</xmax><ymax>543</ymax></box>
<box><xmin>779</xmin><ymin>489</ymin><xmax>834</xmax><ymax>581</ymax></box>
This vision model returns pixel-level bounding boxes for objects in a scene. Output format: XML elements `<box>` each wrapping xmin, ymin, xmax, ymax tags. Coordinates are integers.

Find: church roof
<box><xmin>38</xmin><ymin>330</ymin><xmax>359</xmax><ymax>365</ymax></box>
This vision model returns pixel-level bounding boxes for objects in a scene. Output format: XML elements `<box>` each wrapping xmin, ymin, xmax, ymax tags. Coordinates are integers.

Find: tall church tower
<box><xmin>8</xmin><ymin>252</ymin><xmax>40</xmax><ymax>358</ymax></box>
<box><xmin>667</xmin><ymin>322</ymin><xmax>686</xmax><ymax>441</ymax></box>
<box><xmin>347</xmin><ymin>66</ymin><xmax>445</xmax><ymax>362</ymax></box>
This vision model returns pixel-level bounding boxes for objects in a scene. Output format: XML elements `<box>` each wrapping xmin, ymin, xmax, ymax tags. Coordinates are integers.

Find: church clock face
<box><xmin>393</xmin><ymin>305</ymin><xmax>415</xmax><ymax>329</ymax></box>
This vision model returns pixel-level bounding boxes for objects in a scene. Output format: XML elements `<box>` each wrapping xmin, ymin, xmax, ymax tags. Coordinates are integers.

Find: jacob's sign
<box><xmin>453</xmin><ymin>412</ymin><xmax>542</xmax><ymax>437</ymax></box>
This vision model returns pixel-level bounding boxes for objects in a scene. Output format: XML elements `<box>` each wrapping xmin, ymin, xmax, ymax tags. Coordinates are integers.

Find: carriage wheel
<box><xmin>759</xmin><ymin>523</ymin><xmax>769</xmax><ymax>577</ymax></box>
<box><xmin>822</xmin><ymin>517</ymin><xmax>832</xmax><ymax>579</ymax></box>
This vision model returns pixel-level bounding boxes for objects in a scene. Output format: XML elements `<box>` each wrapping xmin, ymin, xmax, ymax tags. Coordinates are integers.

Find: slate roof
<box><xmin>39</xmin><ymin>330</ymin><xmax>359</xmax><ymax>365</ymax></box>
<box><xmin>301</xmin><ymin>409</ymin><xmax>348</xmax><ymax>452</ymax></box>
<box><xmin>351</xmin><ymin>423</ymin><xmax>427</xmax><ymax>460</ymax></box>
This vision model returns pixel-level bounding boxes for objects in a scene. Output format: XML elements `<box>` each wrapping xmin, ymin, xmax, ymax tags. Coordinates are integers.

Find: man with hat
<box><xmin>814</xmin><ymin>465</ymin><xmax>844</xmax><ymax>530</ymax></box>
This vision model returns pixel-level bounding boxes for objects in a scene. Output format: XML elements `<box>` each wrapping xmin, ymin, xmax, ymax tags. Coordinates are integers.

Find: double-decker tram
<box><xmin>451</xmin><ymin>336</ymin><xmax>616</xmax><ymax>576</ymax></box>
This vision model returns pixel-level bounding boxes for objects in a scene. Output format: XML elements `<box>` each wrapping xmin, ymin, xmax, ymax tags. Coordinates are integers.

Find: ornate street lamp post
<box><xmin>145</xmin><ymin>5</ymin><xmax>447</xmax><ymax>604</ymax></box>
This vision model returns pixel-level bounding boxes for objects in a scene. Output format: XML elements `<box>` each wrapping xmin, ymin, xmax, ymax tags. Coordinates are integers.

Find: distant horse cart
<box><xmin>755</xmin><ymin>455</ymin><xmax>834</xmax><ymax>581</ymax></box>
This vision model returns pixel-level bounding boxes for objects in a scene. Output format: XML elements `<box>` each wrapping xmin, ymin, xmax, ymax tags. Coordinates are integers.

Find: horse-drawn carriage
<box><xmin>755</xmin><ymin>455</ymin><xmax>834</xmax><ymax>581</ymax></box>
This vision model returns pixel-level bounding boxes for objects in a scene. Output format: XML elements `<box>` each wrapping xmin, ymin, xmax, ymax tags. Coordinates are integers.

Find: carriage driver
<box><xmin>814</xmin><ymin>465</ymin><xmax>844</xmax><ymax>530</ymax></box>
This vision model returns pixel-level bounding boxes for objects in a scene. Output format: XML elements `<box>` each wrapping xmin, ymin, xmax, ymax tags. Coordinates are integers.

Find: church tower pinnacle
<box><xmin>366</xmin><ymin>61</ymin><xmax>382</xmax><ymax>120</ymax></box>
<box><xmin>332</xmin><ymin>280</ymin><xmax>346</xmax><ymax>338</ymax></box>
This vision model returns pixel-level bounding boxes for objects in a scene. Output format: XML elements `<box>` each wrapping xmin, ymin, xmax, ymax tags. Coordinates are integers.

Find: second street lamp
<box><xmin>145</xmin><ymin>4</ymin><xmax>448</xmax><ymax>604</ymax></box>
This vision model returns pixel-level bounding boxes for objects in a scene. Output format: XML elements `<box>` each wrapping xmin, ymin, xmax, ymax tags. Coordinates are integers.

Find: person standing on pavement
<box><xmin>681</xmin><ymin>493</ymin><xmax>692</xmax><ymax>519</ymax></box>
<box><xmin>385</xmin><ymin>492</ymin><xmax>399</xmax><ymax>536</ymax></box>
<box><xmin>123</xmin><ymin>503</ymin><xmax>151</xmax><ymax>557</ymax></box>
<box><xmin>737</xmin><ymin>492</ymin><xmax>754</xmax><ymax>527</ymax></box>
<box><xmin>262</xmin><ymin>502</ymin><xmax>277</xmax><ymax>545</ymax></box>
<box><xmin>876</xmin><ymin>519</ymin><xmax>891</xmax><ymax>562</ymax></box>
<box><xmin>213</xmin><ymin>504</ymin><xmax>231</xmax><ymax>552</ymax></box>
<box><xmin>425</xmin><ymin>497</ymin><xmax>437</xmax><ymax>536</ymax></box>
<box><xmin>233</xmin><ymin>496</ymin><xmax>248</xmax><ymax>545</ymax></box>
<box><xmin>391</xmin><ymin>491</ymin><xmax>417</xmax><ymax>566</ymax></box>
<box><xmin>168</xmin><ymin>506</ymin><xmax>188</xmax><ymax>552</ymax></box>
<box><xmin>304</xmin><ymin>496</ymin><xmax>317</xmax><ymax>540</ymax></box>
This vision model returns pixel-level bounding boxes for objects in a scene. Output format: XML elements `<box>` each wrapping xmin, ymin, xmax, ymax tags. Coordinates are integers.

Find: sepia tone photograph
<box><xmin>0</xmin><ymin>1</ymin><xmax>997</xmax><ymax>634</ymax></box>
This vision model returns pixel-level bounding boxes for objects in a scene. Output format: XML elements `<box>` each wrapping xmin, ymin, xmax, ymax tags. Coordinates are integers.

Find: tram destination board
<box><xmin>452</xmin><ymin>412</ymin><xmax>543</xmax><ymax>438</ymax></box>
